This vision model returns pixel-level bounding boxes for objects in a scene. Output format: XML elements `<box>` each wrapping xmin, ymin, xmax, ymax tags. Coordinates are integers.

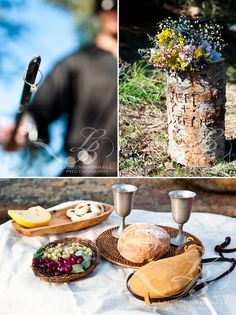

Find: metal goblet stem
<box><xmin>169</xmin><ymin>190</ymin><xmax>196</xmax><ymax>246</ymax></box>
<box><xmin>112</xmin><ymin>184</ymin><xmax>137</xmax><ymax>238</ymax></box>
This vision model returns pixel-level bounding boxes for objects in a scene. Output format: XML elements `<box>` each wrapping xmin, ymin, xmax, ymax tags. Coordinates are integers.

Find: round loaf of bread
<box><xmin>117</xmin><ymin>224</ymin><xmax>170</xmax><ymax>263</ymax></box>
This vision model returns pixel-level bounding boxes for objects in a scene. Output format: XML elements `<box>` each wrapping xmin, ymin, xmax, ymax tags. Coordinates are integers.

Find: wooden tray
<box><xmin>96</xmin><ymin>225</ymin><xmax>204</xmax><ymax>268</ymax></box>
<box><xmin>11</xmin><ymin>202</ymin><xmax>113</xmax><ymax>237</ymax></box>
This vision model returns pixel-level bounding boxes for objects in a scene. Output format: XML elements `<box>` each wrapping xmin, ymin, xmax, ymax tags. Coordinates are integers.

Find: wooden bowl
<box><xmin>32</xmin><ymin>237</ymin><xmax>100</xmax><ymax>283</ymax></box>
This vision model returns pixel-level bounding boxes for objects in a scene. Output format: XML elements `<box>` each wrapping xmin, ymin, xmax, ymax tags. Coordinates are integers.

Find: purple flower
<box><xmin>183</xmin><ymin>44</ymin><xmax>194</xmax><ymax>52</ymax></box>
<box><xmin>199</xmin><ymin>40</ymin><xmax>212</xmax><ymax>56</ymax></box>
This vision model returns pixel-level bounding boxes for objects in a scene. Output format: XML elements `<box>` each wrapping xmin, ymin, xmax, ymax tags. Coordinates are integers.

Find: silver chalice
<box><xmin>169</xmin><ymin>190</ymin><xmax>196</xmax><ymax>246</ymax></box>
<box><xmin>112</xmin><ymin>183</ymin><xmax>137</xmax><ymax>238</ymax></box>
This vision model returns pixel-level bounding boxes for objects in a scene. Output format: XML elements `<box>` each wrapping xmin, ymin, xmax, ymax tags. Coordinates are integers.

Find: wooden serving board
<box><xmin>11</xmin><ymin>202</ymin><xmax>113</xmax><ymax>237</ymax></box>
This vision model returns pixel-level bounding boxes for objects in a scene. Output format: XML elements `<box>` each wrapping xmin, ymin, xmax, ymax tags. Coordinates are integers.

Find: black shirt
<box><xmin>29</xmin><ymin>45</ymin><xmax>117</xmax><ymax>176</ymax></box>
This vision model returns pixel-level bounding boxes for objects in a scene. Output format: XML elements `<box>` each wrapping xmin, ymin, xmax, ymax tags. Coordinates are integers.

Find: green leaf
<box><xmin>81</xmin><ymin>254</ymin><xmax>91</xmax><ymax>269</ymax></box>
<box><xmin>33</xmin><ymin>247</ymin><xmax>45</xmax><ymax>259</ymax></box>
<box><xmin>81</xmin><ymin>253</ymin><xmax>90</xmax><ymax>261</ymax></box>
<box><xmin>83</xmin><ymin>259</ymin><xmax>91</xmax><ymax>270</ymax></box>
<box><xmin>71</xmin><ymin>264</ymin><xmax>85</xmax><ymax>273</ymax></box>
<box><xmin>74</xmin><ymin>252</ymin><xmax>91</xmax><ymax>270</ymax></box>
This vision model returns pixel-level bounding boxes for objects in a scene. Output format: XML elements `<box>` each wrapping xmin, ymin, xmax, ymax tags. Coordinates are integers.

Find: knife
<box><xmin>6</xmin><ymin>55</ymin><xmax>41</xmax><ymax>149</ymax></box>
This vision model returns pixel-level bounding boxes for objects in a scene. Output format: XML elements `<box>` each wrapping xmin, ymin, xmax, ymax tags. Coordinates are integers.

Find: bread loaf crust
<box><xmin>117</xmin><ymin>224</ymin><xmax>170</xmax><ymax>263</ymax></box>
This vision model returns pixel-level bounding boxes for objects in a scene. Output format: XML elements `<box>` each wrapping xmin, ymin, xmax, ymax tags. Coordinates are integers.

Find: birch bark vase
<box><xmin>166</xmin><ymin>60</ymin><xmax>226</xmax><ymax>167</ymax></box>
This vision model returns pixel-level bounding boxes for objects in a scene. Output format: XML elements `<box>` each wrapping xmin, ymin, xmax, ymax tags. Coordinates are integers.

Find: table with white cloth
<box><xmin>0</xmin><ymin>203</ymin><xmax>236</xmax><ymax>315</ymax></box>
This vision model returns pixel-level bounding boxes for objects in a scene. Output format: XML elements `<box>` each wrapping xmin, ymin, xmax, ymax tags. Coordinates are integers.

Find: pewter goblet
<box><xmin>112</xmin><ymin>184</ymin><xmax>137</xmax><ymax>238</ymax></box>
<box><xmin>169</xmin><ymin>190</ymin><xmax>196</xmax><ymax>246</ymax></box>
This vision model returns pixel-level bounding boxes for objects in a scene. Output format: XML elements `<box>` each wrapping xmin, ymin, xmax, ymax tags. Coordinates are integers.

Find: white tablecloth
<box><xmin>0</xmin><ymin>203</ymin><xmax>236</xmax><ymax>315</ymax></box>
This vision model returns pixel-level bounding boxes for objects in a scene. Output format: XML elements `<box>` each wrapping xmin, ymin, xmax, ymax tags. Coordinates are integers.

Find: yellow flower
<box><xmin>157</xmin><ymin>29</ymin><xmax>172</xmax><ymax>46</ymax></box>
<box><xmin>176</xmin><ymin>57</ymin><xmax>186</xmax><ymax>71</ymax></box>
<box><xmin>151</xmin><ymin>54</ymin><xmax>158</xmax><ymax>60</ymax></box>
<box><xmin>178</xmin><ymin>36</ymin><xmax>185</xmax><ymax>46</ymax></box>
<box><xmin>180</xmin><ymin>63</ymin><xmax>186</xmax><ymax>71</ymax></box>
<box><xmin>194</xmin><ymin>48</ymin><xmax>204</xmax><ymax>59</ymax></box>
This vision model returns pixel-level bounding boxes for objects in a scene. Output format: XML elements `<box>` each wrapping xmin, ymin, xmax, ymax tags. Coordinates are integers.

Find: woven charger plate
<box><xmin>32</xmin><ymin>237</ymin><xmax>100</xmax><ymax>283</ymax></box>
<box><xmin>96</xmin><ymin>225</ymin><xmax>204</xmax><ymax>268</ymax></box>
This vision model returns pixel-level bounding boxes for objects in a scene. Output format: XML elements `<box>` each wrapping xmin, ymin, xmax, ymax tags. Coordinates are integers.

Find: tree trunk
<box><xmin>166</xmin><ymin>60</ymin><xmax>226</xmax><ymax>167</ymax></box>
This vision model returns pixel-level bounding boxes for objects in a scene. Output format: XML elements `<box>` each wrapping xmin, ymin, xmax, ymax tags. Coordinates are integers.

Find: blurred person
<box><xmin>0</xmin><ymin>0</ymin><xmax>117</xmax><ymax>177</ymax></box>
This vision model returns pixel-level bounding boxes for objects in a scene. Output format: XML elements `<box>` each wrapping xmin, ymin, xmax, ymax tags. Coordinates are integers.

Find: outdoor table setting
<box><xmin>0</xmin><ymin>184</ymin><xmax>236</xmax><ymax>315</ymax></box>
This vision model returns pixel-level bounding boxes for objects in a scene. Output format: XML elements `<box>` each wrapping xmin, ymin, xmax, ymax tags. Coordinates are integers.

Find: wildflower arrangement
<box><xmin>148</xmin><ymin>16</ymin><xmax>225</xmax><ymax>72</ymax></box>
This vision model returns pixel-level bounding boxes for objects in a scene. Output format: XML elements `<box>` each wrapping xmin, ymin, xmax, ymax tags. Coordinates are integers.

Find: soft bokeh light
<box><xmin>0</xmin><ymin>0</ymin><xmax>80</xmax><ymax>176</ymax></box>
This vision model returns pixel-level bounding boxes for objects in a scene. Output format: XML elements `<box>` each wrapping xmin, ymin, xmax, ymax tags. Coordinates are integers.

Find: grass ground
<box><xmin>119</xmin><ymin>61</ymin><xmax>236</xmax><ymax>177</ymax></box>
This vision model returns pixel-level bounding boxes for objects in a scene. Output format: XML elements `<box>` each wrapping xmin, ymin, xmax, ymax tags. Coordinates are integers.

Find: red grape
<box><xmin>69</xmin><ymin>255</ymin><xmax>78</xmax><ymax>265</ymax></box>
<box><xmin>64</xmin><ymin>265</ymin><xmax>72</xmax><ymax>273</ymax></box>
<box><xmin>33</xmin><ymin>246</ymin><xmax>90</xmax><ymax>276</ymax></box>
<box><xmin>77</xmin><ymin>256</ymin><xmax>84</xmax><ymax>264</ymax></box>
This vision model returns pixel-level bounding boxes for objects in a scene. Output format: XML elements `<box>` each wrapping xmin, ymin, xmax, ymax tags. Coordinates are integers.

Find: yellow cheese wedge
<box><xmin>8</xmin><ymin>206</ymin><xmax>51</xmax><ymax>228</ymax></box>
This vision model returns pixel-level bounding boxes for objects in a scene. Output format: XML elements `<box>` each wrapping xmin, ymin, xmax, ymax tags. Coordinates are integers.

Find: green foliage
<box><xmin>227</xmin><ymin>66</ymin><xmax>236</xmax><ymax>83</ymax></box>
<box><xmin>206</xmin><ymin>162</ymin><xmax>231</xmax><ymax>177</ymax></box>
<box><xmin>155</xmin><ymin>132</ymin><xmax>168</xmax><ymax>145</ymax></box>
<box><xmin>119</xmin><ymin>62</ymin><xmax>167</xmax><ymax>107</ymax></box>
<box><xmin>46</xmin><ymin>0</ymin><xmax>94</xmax><ymax>12</ymax></box>
<box><xmin>46</xmin><ymin>0</ymin><xmax>99</xmax><ymax>43</ymax></box>
<box><xmin>33</xmin><ymin>247</ymin><xmax>45</xmax><ymax>259</ymax></box>
<box><xmin>120</xmin><ymin>156</ymin><xmax>146</xmax><ymax>177</ymax></box>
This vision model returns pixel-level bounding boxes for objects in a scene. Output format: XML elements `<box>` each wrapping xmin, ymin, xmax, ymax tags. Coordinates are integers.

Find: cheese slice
<box><xmin>8</xmin><ymin>206</ymin><xmax>51</xmax><ymax>228</ymax></box>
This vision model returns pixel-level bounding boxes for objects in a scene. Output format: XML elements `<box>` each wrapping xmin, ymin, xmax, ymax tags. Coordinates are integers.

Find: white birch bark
<box><xmin>166</xmin><ymin>60</ymin><xmax>226</xmax><ymax>167</ymax></box>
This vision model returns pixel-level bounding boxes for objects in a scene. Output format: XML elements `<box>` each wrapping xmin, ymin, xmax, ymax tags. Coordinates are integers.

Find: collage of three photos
<box><xmin>0</xmin><ymin>1</ymin><xmax>236</xmax><ymax>314</ymax></box>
